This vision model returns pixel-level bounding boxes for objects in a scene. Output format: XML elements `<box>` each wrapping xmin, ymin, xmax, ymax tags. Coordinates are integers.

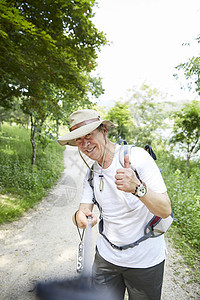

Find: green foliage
<box><xmin>166</xmin><ymin>228</ymin><xmax>199</xmax><ymax>283</ymax></box>
<box><xmin>106</xmin><ymin>102</ymin><xmax>135</xmax><ymax>141</ymax></box>
<box><xmin>175</xmin><ymin>35</ymin><xmax>200</xmax><ymax>95</ymax></box>
<box><xmin>170</xmin><ymin>100</ymin><xmax>200</xmax><ymax>167</ymax></box>
<box><xmin>0</xmin><ymin>0</ymin><xmax>107</xmax><ymax>107</ymax></box>
<box><xmin>0</xmin><ymin>98</ymin><xmax>29</xmax><ymax>128</ymax></box>
<box><xmin>0</xmin><ymin>124</ymin><xmax>64</xmax><ymax>223</ymax></box>
<box><xmin>122</xmin><ymin>83</ymin><xmax>172</xmax><ymax>146</ymax></box>
<box><xmin>0</xmin><ymin>0</ymin><xmax>107</xmax><ymax>165</ymax></box>
<box><xmin>157</xmin><ymin>150</ymin><xmax>200</xmax><ymax>251</ymax></box>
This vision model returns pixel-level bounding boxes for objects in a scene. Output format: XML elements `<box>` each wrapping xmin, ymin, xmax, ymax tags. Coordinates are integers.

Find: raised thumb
<box><xmin>124</xmin><ymin>154</ymin><xmax>130</xmax><ymax>168</ymax></box>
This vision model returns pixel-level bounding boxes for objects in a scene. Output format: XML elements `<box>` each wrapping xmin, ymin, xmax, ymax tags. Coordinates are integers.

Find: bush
<box><xmin>0</xmin><ymin>124</ymin><xmax>65</xmax><ymax>223</ymax></box>
<box><xmin>156</xmin><ymin>150</ymin><xmax>200</xmax><ymax>251</ymax></box>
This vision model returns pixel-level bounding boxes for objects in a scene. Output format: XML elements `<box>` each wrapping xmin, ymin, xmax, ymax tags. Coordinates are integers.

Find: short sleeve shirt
<box><xmin>80</xmin><ymin>145</ymin><xmax>167</xmax><ymax>268</ymax></box>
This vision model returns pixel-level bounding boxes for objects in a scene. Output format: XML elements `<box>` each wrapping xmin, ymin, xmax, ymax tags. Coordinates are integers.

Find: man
<box><xmin>58</xmin><ymin>109</ymin><xmax>171</xmax><ymax>300</ymax></box>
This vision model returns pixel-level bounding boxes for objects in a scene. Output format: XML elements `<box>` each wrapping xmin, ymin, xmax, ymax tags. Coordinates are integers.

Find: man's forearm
<box><xmin>138</xmin><ymin>188</ymin><xmax>171</xmax><ymax>218</ymax></box>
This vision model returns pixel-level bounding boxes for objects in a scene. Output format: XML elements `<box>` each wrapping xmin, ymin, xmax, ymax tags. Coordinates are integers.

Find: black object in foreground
<box><xmin>36</xmin><ymin>275</ymin><xmax>116</xmax><ymax>300</ymax></box>
<box><xmin>36</xmin><ymin>217</ymin><xmax>116</xmax><ymax>300</ymax></box>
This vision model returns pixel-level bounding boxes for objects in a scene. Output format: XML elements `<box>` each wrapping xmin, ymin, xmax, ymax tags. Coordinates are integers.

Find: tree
<box><xmin>0</xmin><ymin>99</ymin><xmax>28</xmax><ymax>129</ymax></box>
<box><xmin>170</xmin><ymin>100</ymin><xmax>200</xmax><ymax>168</ymax></box>
<box><xmin>126</xmin><ymin>83</ymin><xmax>171</xmax><ymax>146</ymax></box>
<box><xmin>0</xmin><ymin>0</ymin><xmax>107</xmax><ymax>106</ymax></box>
<box><xmin>0</xmin><ymin>0</ymin><xmax>107</xmax><ymax>164</ymax></box>
<box><xmin>175</xmin><ymin>36</ymin><xmax>200</xmax><ymax>95</ymax></box>
<box><xmin>106</xmin><ymin>102</ymin><xmax>135</xmax><ymax>142</ymax></box>
<box><xmin>106</xmin><ymin>84</ymin><xmax>173</xmax><ymax>147</ymax></box>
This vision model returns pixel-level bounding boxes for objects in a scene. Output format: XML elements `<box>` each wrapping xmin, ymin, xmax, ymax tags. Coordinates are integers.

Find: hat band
<box><xmin>70</xmin><ymin>117</ymin><xmax>101</xmax><ymax>132</ymax></box>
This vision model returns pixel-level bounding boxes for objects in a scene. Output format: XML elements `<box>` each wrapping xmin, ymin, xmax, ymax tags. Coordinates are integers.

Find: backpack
<box><xmin>88</xmin><ymin>143</ymin><xmax>174</xmax><ymax>251</ymax></box>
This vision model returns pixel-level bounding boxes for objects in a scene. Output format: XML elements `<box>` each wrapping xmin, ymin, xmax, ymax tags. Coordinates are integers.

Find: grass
<box><xmin>157</xmin><ymin>150</ymin><xmax>200</xmax><ymax>251</ymax></box>
<box><xmin>156</xmin><ymin>150</ymin><xmax>200</xmax><ymax>284</ymax></box>
<box><xmin>0</xmin><ymin>123</ymin><xmax>65</xmax><ymax>224</ymax></box>
<box><xmin>167</xmin><ymin>227</ymin><xmax>200</xmax><ymax>284</ymax></box>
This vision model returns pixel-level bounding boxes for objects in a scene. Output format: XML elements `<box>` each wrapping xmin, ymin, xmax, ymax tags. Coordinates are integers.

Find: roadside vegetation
<box><xmin>158</xmin><ymin>151</ymin><xmax>200</xmax><ymax>251</ymax></box>
<box><xmin>157</xmin><ymin>150</ymin><xmax>200</xmax><ymax>283</ymax></box>
<box><xmin>0</xmin><ymin>124</ymin><xmax>64</xmax><ymax>223</ymax></box>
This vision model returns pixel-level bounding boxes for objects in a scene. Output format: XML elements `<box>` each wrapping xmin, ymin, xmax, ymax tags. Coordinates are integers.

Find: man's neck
<box><xmin>101</xmin><ymin>141</ymin><xmax>116</xmax><ymax>169</ymax></box>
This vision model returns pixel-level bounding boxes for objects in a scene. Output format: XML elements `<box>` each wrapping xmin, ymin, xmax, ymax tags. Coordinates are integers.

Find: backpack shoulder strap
<box><xmin>88</xmin><ymin>164</ymin><xmax>102</xmax><ymax>211</ymax></box>
<box><xmin>144</xmin><ymin>144</ymin><xmax>157</xmax><ymax>160</ymax></box>
<box><xmin>88</xmin><ymin>164</ymin><xmax>96</xmax><ymax>203</ymax></box>
<box><xmin>119</xmin><ymin>144</ymin><xmax>130</xmax><ymax>166</ymax></box>
<box><xmin>119</xmin><ymin>144</ymin><xmax>140</xmax><ymax>180</ymax></box>
<box><xmin>119</xmin><ymin>144</ymin><xmax>136</xmax><ymax>167</ymax></box>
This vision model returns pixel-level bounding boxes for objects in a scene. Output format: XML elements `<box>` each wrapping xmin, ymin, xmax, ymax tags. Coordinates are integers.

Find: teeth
<box><xmin>87</xmin><ymin>147</ymin><xmax>94</xmax><ymax>153</ymax></box>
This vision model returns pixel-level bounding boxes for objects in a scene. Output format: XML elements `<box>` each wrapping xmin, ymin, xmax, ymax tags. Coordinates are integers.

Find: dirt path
<box><xmin>0</xmin><ymin>147</ymin><xmax>199</xmax><ymax>300</ymax></box>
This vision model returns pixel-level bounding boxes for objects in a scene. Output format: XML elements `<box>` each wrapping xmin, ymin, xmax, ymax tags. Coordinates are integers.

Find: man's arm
<box><xmin>135</xmin><ymin>189</ymin><xmax>171</xmax><ymax>218</ymax></box>
<box><xmin>72</xmin><ymin>203</ymin><xmax>97</xmax><ymax>229</ymax></box>
<box><xmin>115</xmin><ymin>154</ymin><xmax>171</xmax><ymax>218</ymax></box>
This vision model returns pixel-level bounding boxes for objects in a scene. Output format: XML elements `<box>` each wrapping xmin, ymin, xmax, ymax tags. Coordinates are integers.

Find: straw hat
<box><xmin>57</xmin><ymin>109</ymin><xmax>116</xmax><ymax>146</ymax></box>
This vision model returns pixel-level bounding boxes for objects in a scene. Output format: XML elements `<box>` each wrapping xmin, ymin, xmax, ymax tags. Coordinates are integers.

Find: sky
<box><xmin>91</xmin><ymin>0</ymin><xmax>200</xmax><ymax>107</ymax></box>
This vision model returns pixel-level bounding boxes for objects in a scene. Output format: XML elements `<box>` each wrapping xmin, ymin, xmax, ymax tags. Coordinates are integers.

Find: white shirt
<box><xmin>80</xmin><ymin>145</ymin><xmax>167</xmax><ymax>268</ymax></box>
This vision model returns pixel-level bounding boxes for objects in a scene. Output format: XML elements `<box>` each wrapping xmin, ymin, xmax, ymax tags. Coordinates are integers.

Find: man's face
<box><xmin>75</xmin><ymin>128</ymin><xmax>106</xmax><ymax>163</ymax></box>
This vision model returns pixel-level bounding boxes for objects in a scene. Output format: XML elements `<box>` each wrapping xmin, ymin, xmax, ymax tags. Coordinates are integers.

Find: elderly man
<box><xmin>58</xmin><ymin>109</ymin><xmax>171</xmax><ymax>300</ymax></box>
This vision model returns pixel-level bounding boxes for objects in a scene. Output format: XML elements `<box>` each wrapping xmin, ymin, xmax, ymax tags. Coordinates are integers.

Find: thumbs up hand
<box><xmin>115</xmin><ymin>154</ymin><xmax>140</xmax><ymax>193</ymax></box>
<box><xmin>124</xmin><ymin>153</ymin><xmax>130</xmax><ymax>169</ymax></box>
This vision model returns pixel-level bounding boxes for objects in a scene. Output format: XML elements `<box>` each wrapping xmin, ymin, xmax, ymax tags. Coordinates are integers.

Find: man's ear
<box><xmin>102</xmin><ymin>125</ymin><xmax>108</xmax><ymax>135</ymax></box>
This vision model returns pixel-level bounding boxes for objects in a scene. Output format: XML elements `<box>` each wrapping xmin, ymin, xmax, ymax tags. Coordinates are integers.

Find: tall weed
<box><xmin>157</xmin><ymin>150</ymin><xmax>200</xmax><ymax>251</ymax></box>
<box><xmin>0</xmin><ymin>124</ymin><xmax>64</xmax><ymax>223</ymax></box>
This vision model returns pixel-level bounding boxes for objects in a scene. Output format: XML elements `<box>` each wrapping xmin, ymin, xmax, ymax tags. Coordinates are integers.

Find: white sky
<box><xmin>92</xmin><ymin>0</ymin><xmax>200</xmax><ymax>107</ymax></box>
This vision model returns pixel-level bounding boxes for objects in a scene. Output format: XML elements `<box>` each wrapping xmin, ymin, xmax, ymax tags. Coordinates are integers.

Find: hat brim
<box><xmin>57</xmin><ymin>120</ymin><xmax>116</xmax><ymax>146</ymax></box>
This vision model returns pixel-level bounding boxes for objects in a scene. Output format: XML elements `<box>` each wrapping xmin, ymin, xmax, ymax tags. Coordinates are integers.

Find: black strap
<box><xmin>118</xmin><ymin>139</ymin><xmax>127</xmax><ymax>145</ymax></box>
<box><xmin>75</xmin><ymin>210</ymin><xmax>85</xmax><ymax>242</ymax></box>
<box><xmin>144</xmin><ymin>144</ymin><xmax>157</xmax><ymax>160</ymax></box>
<box><xmin>98</xmin><ymin>217</ymin><xmax>152</xmax><ymax>250</ymax></box>
<box><xmin>88</xmin><ymin>165</ymin><xmax>102</xmax><ymax>212</ymax></box>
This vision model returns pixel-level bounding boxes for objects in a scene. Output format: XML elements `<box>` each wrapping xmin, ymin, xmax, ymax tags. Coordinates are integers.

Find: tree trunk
<box><xmin>56</xmin><ymin>119</ymin><xmax>59</xmax><ymax>139</ymax></box>
<box><xmin>27</xmin><ymin>116</ymin><xmax>29</xmax><ymax>130</ymax></box>
<box><xmin>186</xmin><ymin>152</ymin><xmax>190</xmax><ymax>169</ymax></box>
<box><xmin>30</xmin><ymin>115</ymin><xmax>36</xmax><ymax>165</ymax></box>
<box><xmin>185</xmin><ymin>150</ymin><xmax>191</xmax><ymax>177</ymax></box>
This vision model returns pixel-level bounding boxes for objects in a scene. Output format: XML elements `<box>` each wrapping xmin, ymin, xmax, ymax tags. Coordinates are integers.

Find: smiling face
<box><xmin>75</xmin><ymin>126</ymin><xmax>107</xmax><ymax>165</ymax></box>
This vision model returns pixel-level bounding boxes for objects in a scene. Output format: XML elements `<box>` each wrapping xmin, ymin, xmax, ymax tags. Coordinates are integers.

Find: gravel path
<box><xmin>0</xmin><ymin>147</ymin><xmax>199</xmax><ymax>300</ymax></box>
